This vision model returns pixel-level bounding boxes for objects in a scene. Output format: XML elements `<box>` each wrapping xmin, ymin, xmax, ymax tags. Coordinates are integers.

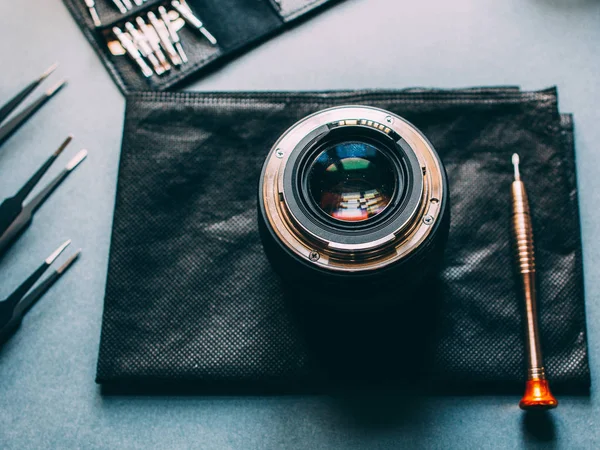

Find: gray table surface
<box><xmin>1</xmin><ymin>0</ymin><xmax>599</xmax><ymax>448</ymax></box>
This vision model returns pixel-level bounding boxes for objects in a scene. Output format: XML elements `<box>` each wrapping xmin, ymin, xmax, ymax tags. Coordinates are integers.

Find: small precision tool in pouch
<box><xmin>148</xmin><ymin>11</ymin><xmax>182</xmax><ymax>66</ymax></box>
<box><xmin>0</xmin><ymin>241</ymin><xmax>80</xmax><ymax>345</ymax></box>
<box><xmin>113</xmin><ymin>26</ymin><xmax>154</xmax><ymax>78</ymax></box>
<box><xmin>83</xmin><ymin>0</ymin><xmax>101</xmax><ymax>26</ymax></box>
<box><xmin>159</xmin><ymin>5</ymin><xmax>188</xmax><ymax>63</ymax></box>
<box><xmin>172</xmin><ymin>0</ymin><xmax>218</xmax><ymax>46</ymax></box>
<box><xmin>136</xmin><ymin>17</ymin><xmax>172</xmax><ymax>72</ymax></box>
<box><xmin>125</xmin><ymin>22</ymin><xmax>165</xmax><ymax>76</ymax></box>
<box><xmin>0</xmin><ymin>64</ymin><xmax>66</xmax><ymax>149</ymax></box>
<box><xmin>511</xmin><ymin>154</ymin><xmax>558</xmax><ymax>410</ymax></box>
<box><xmin>112</xmin><ymin>0</ymin><xmax>128</xmax><ymax>14</ymax></box>
<box><xmin>104</xmin><ymin>5</ymin><xmax>198</xmax><ymax>79</ymax></box>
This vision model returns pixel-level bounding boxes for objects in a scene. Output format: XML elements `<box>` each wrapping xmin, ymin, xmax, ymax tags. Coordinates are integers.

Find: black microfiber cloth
<box><xmin>97</xmin><ymin>88</ymin><xmax>590</xmax><ymax>394</ymax></box>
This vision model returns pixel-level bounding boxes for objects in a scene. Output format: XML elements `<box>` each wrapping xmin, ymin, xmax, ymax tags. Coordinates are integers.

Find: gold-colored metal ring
<box><xmin>261</xmin><ymin>106</ymin><xmax>445</xmax><ymax>273</ymax></box>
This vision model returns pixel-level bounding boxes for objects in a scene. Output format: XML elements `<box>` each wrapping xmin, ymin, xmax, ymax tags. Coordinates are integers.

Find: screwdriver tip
<box><xmin>512</xmin><ymin>153</ymin><xmax>520</xmax><ymax>181</ymax></box>
<box><xmin>40</xmin><ymin>63</ymin><xmax>59</xmax><ymax>82</ymax></box>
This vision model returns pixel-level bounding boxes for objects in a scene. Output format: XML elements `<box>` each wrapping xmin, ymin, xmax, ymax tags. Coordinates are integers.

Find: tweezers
<box><xmin>0</xmin><ymin>136</ymin><xmax>72</xmax><ymax>235</ymax></box>
<box><xmin>0</xmin><ymin>148</ymin><xmax>87</xmax><ymax>256</ymax></box>
<box><xmin>0</xmin><ymin>240</ymin><xmax>80</xmax><ymax>345</ymax></box>
<box><xmin>0</xmin><ymin>64</ymin><xmax>66</xmax><ymax>149</ymax></box>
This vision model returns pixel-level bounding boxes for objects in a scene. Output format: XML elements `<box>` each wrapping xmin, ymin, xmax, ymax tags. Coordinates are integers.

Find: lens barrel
<box><xmin>258</xmin><ymin>106</ymin><xmax>449</xmax><ymax>306</ymax></box>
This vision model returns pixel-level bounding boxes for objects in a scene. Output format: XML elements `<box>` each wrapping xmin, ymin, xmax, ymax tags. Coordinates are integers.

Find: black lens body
<box><xmin>258</xmin><ymin>107</ymin><xmax>450</xmax><ymax>308</ymax></box>
<box><xmin>258</xmin><ymin>210</ymin><xmax>449</xmax><ymax>303</ymax></box>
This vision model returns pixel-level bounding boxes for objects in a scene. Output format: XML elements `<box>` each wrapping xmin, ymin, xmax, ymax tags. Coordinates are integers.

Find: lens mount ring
<box><xmin>260</xmin><ymin>106</ymin><xmax>447</xmax><ymax>273</ymax></box>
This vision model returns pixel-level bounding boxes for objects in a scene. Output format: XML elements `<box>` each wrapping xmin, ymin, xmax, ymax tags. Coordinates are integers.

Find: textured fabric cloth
<box><xmin>97</xmin><ymin>88</ymin><xmax>590</xmax><ymax>394</ymax></box>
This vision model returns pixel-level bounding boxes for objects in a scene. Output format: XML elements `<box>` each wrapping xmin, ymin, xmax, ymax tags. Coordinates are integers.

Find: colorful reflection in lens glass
<box><xmin>308</xmin><ymin>141</ymin><xmax>397</xmax><ymax>222</ymax></box>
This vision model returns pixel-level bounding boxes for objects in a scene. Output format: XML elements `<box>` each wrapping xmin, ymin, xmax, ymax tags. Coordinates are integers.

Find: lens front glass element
<box><xmin>307</xmin><ymin>141</ymin><xmax>397</xmax><ymax>222</ymax></box>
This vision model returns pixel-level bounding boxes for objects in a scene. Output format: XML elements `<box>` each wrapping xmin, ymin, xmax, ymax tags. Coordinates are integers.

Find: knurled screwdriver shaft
<box><xmin>511</xmin><ymin>154</ymin><xmax>558</xmax><ymax>410</ymax></box>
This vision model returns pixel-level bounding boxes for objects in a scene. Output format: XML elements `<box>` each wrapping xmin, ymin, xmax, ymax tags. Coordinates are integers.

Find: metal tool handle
<box><xmin>511</xmin><ymin>161</ymin><xmax>557</xmax><ymax>410</ymax></box>
<box><xmin>512</xmin><ymin>180</ymin><xmax>543</xmax><ymax>375</ymax></box>
<box><xmin>511</xmin><ymin>181</ymin><xmax>535</xmax><ymax>276</ymax></box>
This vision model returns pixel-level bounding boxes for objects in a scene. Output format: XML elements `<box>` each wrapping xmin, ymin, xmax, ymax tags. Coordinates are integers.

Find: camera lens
<box><xmin>307</xmin><ymin>141</ymin><xmax>397</xmax><ymax>223</ymax></box>
<box><xmin>258</xmin><ymin>106</ymin><xmax>449</xmax><ymax>306</ymax></box>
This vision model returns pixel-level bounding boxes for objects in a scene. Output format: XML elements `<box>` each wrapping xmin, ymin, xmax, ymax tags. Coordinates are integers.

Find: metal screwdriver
<box><xmin>148</xmin><ymin>12</ymin><xmax>182</xmax><ymax>66</ymax></box>
<box><xmin>511</xmin><ymin>154</ymin><xmax>558</xmax><ymax>411</ymax></box>
<box><xmin>136</xmin><ymin>17</ymin><xmax>171</xmax><ymax>72</ymax></box>
<box><xmin>159</xmin><ymin>5</ymin><xmax>188</xmax><ymax>63</ymax></box>
<box><xmin>172</xmin><ymin>0</ymin><xmax>217</xmax><ymax>46</ymax></box>
<box><xmin>125</xmin><ymin>22</ymin><xmax>165</xmax><ymax>76</ymax></box>
<box><xmin>112</xmin><ymin>0</ymin><xmax>128</xmax><ymax>14</ymax></box>
<box><xmin>83</xmin><ymin>0</ymin><xmax>101</xmax><ymax>26</ymax></box>
<box><xmin>112</xmin><ymin>27</ymin><xmax>153</xmax><ymax>78</ymax></box>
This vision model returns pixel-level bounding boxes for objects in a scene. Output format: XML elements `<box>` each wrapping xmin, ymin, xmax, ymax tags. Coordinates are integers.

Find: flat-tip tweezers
<box><xmin>0</xmin><ymin>142</ymin><xmax>87</xmax><ymax>256</ymax></box>
<box><xmin>0</xmin><ymin>240</ymin><xmax>80</xmax><ymax>345</ymax></box>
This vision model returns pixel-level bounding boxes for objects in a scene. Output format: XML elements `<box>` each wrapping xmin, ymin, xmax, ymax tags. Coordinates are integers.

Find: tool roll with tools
<box><xmin>63</xmin><ymin>0</ymin><xmax>342</xmax><ymax>93</ymax></box>
<box><xmin>96</xmin><ymin>88</ymin><xmax>589</xmax><ymax>398</ymax></box>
